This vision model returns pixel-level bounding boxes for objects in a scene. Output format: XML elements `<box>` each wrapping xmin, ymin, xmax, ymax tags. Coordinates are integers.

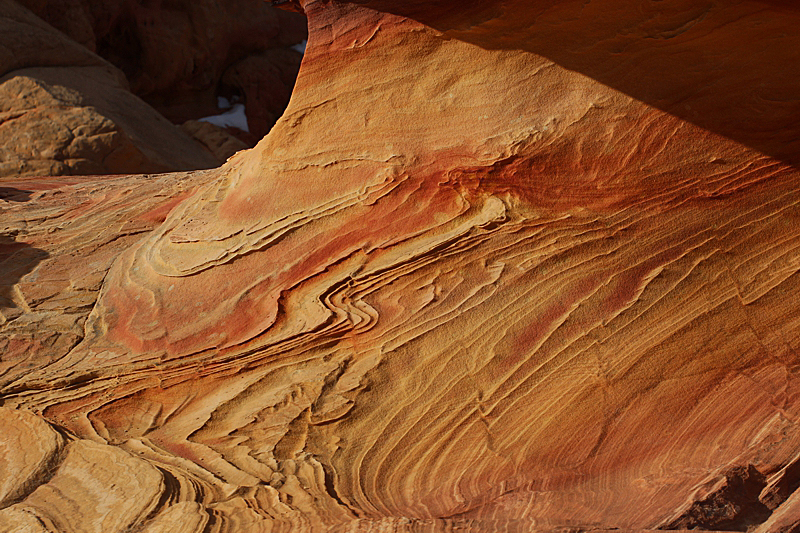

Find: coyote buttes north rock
<box><xmin>2</xmin><ymin>0</ymin><xmax>800</xmax><ymax>531</ymax></box>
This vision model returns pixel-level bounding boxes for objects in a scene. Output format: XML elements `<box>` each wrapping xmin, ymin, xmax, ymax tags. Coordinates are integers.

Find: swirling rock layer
<box><xmin>3</xmin><ymin>0</ymin><xmax>800</xmax><ymax>531</ymax></box>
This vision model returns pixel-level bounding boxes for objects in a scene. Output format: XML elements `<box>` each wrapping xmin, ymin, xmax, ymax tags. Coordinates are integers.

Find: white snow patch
<box><xmin>199</xmin><ymin>103</ymin><xmax>249</xmax><ymax>132</ymax></box>
<box><xmin>292</xmin><ymin>40</ymin><xmax>307</xmax><ymax>54</ymax></box>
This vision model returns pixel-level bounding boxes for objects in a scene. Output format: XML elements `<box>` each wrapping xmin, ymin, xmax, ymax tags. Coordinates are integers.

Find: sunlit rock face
<box><xmin>2</xmin><ymin>0</ymin><xmax>800</xmax><ymax>531</ymax></box>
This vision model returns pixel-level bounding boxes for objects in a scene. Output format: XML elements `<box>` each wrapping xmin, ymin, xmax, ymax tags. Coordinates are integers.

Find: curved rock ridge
<box><xmin>2</xmin><ymin>0</ymin><xmax>800</xmax><ymax>531</ymax></box>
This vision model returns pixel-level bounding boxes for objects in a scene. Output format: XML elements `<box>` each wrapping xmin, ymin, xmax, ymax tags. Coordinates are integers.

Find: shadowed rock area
<box><xmin>15</xmin><ymin>0</ymin><xmax>307</xmax><ymax>137</ymax></box>
<box><xmin>2</xmin><ymin>0</ymin><xmax>800</xmax><ymax>531</ymax></box>
<box><xmin>0</xmin><ymin>0</ymin><xmax>306</xmax><ymax>176</ymax></box>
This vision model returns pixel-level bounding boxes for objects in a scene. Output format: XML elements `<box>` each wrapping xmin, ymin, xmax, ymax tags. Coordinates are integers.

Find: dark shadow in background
<box><xmin>347</xmin><ymin>0</ymin><xmax>800</xmax><ymax>169</ymax></box>
<box><xmin>0</xmin><ymin>188</ymin><xmax>32</xmax><ymax>202</ymax></box>
<box><xmin>0</xmin><ymin>188</ymin><xmax>48</xmax><ymax>314</ymax></box>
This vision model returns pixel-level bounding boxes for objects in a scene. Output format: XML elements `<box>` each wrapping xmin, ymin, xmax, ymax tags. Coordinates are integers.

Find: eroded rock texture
<box><xmin>15</xmin><ymin>0</ymin><xmax>307</xmax><ymax>136</ymax></box>
<box><xmin>0</xmin><ymin>0</ymin><xmax>221</xmax><ymax>176</ymax></box>
<box><xmin>3</xmin><ymin>0</ymin><xmax>800</xmax><ymax>531</ymax></box>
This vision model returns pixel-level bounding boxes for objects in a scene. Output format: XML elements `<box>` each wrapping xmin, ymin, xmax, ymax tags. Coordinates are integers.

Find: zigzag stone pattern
<box><xmin>2</xmin><ymin>0</ymin><xmax>800</xmax><ymax>531</ymax></box>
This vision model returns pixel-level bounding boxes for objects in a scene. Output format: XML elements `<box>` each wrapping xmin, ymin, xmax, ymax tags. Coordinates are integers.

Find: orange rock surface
<box><xmin>2</xmin><ymin>0</ymin><xmax>800</xmax><ymax>531</ymax></box>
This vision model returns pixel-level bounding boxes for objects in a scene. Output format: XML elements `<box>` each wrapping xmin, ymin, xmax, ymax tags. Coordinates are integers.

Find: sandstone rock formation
<box><xmin>0</xmin><ymin>0</ymin><xmax>220</xmax><ymax>176</ymax></box>
<box><xmin>180</xmin><ymin>120</ymin><xmax>250</xmax><ymax>164</ymax></box>
<box><xmin>15</xmin><ymin>0</ymin><xmax>307</xmax><ymax>137</ymax></box>
<box><xmin>220</xmin><ymin>48</ymin><xmax>304</xmax><ymax>138</ymax></box>
<box><xmin>2</xmin><ymin>0</ymin><xmax>800</xmax><ymax>531</ymax></box>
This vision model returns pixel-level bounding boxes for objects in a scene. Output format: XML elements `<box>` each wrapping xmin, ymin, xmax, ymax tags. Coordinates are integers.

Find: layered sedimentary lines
<box><xmin>2</xmin><ymin>0</ymin><xmax>800</xmax><ymax>531</ymax></box>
